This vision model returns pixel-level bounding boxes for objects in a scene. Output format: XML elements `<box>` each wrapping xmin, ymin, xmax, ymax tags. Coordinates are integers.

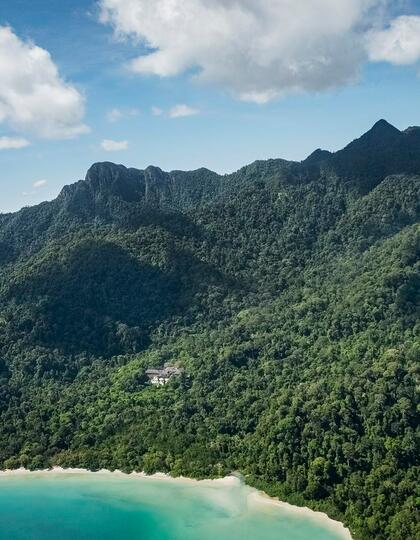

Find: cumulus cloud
<box><xmin>106</xmin><ymin>107</ymin><xmax>139</xmax><ymax>122</ymax></box>
<box><xmin>0</xmin><ymin>136</ymin><xmax>30</xmax><ymax>150</ymax></box>
<box><xmin>101</xmin><ymin>139</ymin><xmax>129</xmax><ymax>151</ymax></box>
<box><xmin>367</xmin><ymin>15</ymin><xmax>420</xmax><ymax>65</ymax></box>
<box><xmin>99</xmin><ymin>0</ymin><xmax>389</xmax><ymax>103</ymax></box>
<box><xmin>0</xmin><ymin>26</ymin><xmax>88</xmax><ymax>138</ymax></box>
<box><xmin>106</xmin><ymin>108</ymin><xmax>123</xmax><ymax>122</ymax></box>
<box><xmin>169</xmin><ymin>104</ymin><xmax>199</xmax><ymax>118</ymax></box>
<box><xmin>33</xmin><ymin>179</ymin><xmax>47</xmax><ymax>188</ymax></box>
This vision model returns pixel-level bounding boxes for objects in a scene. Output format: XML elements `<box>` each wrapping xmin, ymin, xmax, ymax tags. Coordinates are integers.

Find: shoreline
<box><xmin>0</xmin><ymin>467</ymin><xmax>353</xmax><ymax>540</ymax></box>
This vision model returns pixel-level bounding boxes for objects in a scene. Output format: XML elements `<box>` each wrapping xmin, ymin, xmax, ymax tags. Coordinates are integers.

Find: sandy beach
<box><xmin>0</xmin><ymin>467</ymin><xmax>353</xmax><ymax>539</ymax></box>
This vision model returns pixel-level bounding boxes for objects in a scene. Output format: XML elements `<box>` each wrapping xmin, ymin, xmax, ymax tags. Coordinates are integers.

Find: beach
<box><xmin>0</xmin><ymin>467</ymin><xmax>353</xmax><ymax>540</ymax></box>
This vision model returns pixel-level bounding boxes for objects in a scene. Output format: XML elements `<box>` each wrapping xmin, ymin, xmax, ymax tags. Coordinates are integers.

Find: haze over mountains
<box><xmin>0</xmin><ymin>121</ymin><xmax>418</xmax><ymax>540</ymax></box>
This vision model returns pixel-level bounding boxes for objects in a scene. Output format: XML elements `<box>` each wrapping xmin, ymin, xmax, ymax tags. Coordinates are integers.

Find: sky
<box><xmin>1</xmin><ymin>0</ymin><xmax>420</xmax><ymax>213</ymax></box>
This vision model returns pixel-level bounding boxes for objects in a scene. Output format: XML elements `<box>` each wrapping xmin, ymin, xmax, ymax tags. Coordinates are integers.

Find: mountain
<box><xmin>0</xmin><ymin>121</ymin><xmax>418</xmax><ymax>540</ymax></box>
<box><xmin>329</xmin><ymin>119</ymin><xmax>420</xmax><ymax>191</ymax></box>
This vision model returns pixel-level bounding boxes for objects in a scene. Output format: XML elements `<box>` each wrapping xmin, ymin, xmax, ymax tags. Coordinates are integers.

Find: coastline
<box><xmin>0</xmin><ymin>467</ymin><xmax>353</xmax><ymax>540</ymax></box>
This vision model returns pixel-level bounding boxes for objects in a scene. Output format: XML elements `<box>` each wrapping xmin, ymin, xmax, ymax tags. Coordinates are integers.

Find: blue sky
<box><xmin>1</xmin><ymin>0</ymin><xmax>420</xmax><ymax>213</ymax></box>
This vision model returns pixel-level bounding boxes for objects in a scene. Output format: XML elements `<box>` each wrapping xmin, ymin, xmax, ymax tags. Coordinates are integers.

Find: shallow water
<box><xmin>0</xmin><ymin>473</ymin><xmax>347</xmax><ymax>540</ymax></box>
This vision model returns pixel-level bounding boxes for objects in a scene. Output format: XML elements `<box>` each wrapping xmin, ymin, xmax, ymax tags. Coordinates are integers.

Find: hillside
<box><xmin>0</xmin><ymin>120</ymin><xmax>418</xmax><ymax>540</ymax></box>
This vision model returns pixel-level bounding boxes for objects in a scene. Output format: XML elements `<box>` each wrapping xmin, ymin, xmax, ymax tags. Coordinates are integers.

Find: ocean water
<box><xmin>0</xmin><ymin>473</ymin><xmax>348</xmax><ymax>540</ymax></box>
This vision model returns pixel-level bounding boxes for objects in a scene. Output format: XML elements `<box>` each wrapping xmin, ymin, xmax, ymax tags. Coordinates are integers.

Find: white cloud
<box><xmin>101</xmin><ymin>139</ymin><xmax>129</xmax><ymax>151</ymax></box>
<box><xmin>33</xmin><ymin>179</ymin><xmax>47</xmax><ymax>189</ymax></box>
<box><xmin>367</xmin><ymin>16</ymin><xmax>420</xmax><ymax>65</ymax></box>
<box><xmin>169</xmin><ymin>104</ymin><xmax>199</xmax><ymax>118</ymax></box>
<box><xmin>0</xmin><ymin>136</ymin><xmax>30</xmax><ymax>150</ymax></box>
<box><xmin>22</xmin><ymin>179</ymin><xmax>48</xmax><ymax>198</ymax></box>
<box><xmin>99</xmin><ymin>0</ymin><xmax>387</xmax><ymax>103</ymax></box>
<box><xmin>107</xmin><ymin>108</ymin><xmax>123</xmax><ymax>122</ymax></box>
<box><xmin>151</xmin><ymin>106</ymin><xmax>163</xmax><ymax>116</ymax></box>
<box><xmin>150</xmin><ymin>104</ymin><xmax>198</xmax><ymax>117</ymax></box>
<box><xmin>106</xmin><ymin>107</ymin><xmax>139</xmax><ymax>122</ymax></box>
<box><xmin>0</xmin><ymin>26</ymin><xmax>88</xmax><ymax>138</ymax></box>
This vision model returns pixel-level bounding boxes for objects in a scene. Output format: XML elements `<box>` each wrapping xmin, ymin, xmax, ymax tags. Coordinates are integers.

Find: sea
<box><xmin>0</xmin><ymin>473</ymin><xmax>350</xmax><ymax>540</ymax></box>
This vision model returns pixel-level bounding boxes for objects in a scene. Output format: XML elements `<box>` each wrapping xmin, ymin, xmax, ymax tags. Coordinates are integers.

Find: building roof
<box><xmin>146</xmin><ymin>366</ymin><xmax>183</xmax><ymax>378</ymax></box>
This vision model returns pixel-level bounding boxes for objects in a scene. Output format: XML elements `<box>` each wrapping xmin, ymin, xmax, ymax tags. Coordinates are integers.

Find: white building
<box><xmin>145</xmin><ymin>367</ymin><xmax>183</xmax><ymax>386</ymax></box>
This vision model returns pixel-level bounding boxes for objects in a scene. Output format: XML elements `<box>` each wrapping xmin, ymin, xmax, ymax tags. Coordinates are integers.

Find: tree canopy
<box><xmin>0</xmin><ymin>120</ymin><xmax>418</xmax><ymax>540</ymax></box>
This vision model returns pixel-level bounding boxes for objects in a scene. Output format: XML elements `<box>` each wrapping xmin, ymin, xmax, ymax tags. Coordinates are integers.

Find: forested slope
<box><xmin>0</xmin><ymin>120</ymin><xmax>418</xmax><ymax>540</ymax></box>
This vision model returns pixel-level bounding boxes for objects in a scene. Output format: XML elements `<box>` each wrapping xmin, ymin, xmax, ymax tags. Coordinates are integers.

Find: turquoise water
<box><xmin>0</xmin><ymin>474</ymin><xmax>347</xmax><ymax>540</ymax></box>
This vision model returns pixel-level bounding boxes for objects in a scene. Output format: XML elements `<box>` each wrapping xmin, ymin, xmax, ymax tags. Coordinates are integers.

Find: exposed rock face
<box><xmin>69</xmin><ymin>120</ymin><xmax>420</xmax><ymax>208</ymax></box>
<box><xmin>2</xmin><ymin>119</ymin><xmax>420</xmax><ymax>258</ymax></box>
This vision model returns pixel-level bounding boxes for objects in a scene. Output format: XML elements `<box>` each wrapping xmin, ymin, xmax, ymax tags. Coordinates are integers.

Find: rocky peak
<box><xmin>83</xmin><ymin>162</ymin><xmax>144</xmax><ymax>203</ymax></box>
<box><xmin>303</xmin><ymin>148</ymin><xmax>333</xmax><ymax>164</ymax></box>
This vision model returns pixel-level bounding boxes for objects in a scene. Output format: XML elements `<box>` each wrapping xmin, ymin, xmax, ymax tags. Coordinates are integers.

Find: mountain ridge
<box><xmin>2</xmin><ymin>120</ymin><xmax>419</xmax><ymax>221</ymax></box>
<box><xmin>63</xmin><ymin>119</ymin><xmax>420</xmax><ymax>208</ymax></box>
<box><xmin>0</xmin><ymin>120</ymin><xmax>418</xmax><ymax>540</ymax></box>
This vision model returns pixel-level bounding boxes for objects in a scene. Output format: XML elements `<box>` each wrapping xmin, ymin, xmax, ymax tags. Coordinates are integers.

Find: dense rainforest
<box><xmin>0</xmin><ymin>119</ymin><xmax>418</xmax><ymax>540</ymax></box>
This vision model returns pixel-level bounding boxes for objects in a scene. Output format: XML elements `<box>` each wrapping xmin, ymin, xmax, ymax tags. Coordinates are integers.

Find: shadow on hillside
<box><xmin>6</xmin><ymin>238</ymin><xmax>236</xmax><ymax>357</ymax></box>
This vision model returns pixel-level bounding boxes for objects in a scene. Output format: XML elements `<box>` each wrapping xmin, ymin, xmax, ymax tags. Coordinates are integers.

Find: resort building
<box><xmin>145</xmin><ymin>366</ymin><xmax>183</xmax><ymax>386</ymax></box>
